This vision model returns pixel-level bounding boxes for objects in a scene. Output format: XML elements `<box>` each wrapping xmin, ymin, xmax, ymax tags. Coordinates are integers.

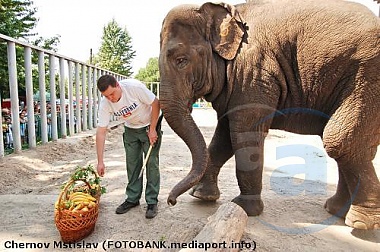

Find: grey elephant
<box><xmin>158</xmin><ymin>0</ymin><xmax>380</xmax><ymax>230</ymax></box>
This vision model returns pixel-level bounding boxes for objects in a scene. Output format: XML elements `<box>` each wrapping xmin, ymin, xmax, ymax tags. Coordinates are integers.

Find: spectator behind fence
<box><xmin>19</xmin><ymin>110</ymin><xmax>27</xmax><ymax>145</ymax></box>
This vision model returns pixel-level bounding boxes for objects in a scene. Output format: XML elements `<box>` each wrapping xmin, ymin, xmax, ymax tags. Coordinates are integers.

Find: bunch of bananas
<box><xmin>55</xmin><ymin>192</ymin><xmax>97</xmax><ymax>213</ymax></box>
<box><xmin>68</xmin><ymin>192</ymin><xmax>97</xmax><ymax>212</ymax></box>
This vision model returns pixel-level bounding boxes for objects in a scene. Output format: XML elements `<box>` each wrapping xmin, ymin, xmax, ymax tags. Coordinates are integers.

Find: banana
<box><xmin>70</xmin><ymin>194</ymin><xmax>97</xmax><ymax>202</ymax></box>
<box><xmin>73</xmin><ymin>202</ymin><xmax>84</xmax><ymax>211</ymax></box>
<box><xmin>69</xmin><ymin>191</ymin><xmax>92</xmax><ymax>199</ymax></box>
<box><xmin>85</xmin><ymin>195</ymin><xmax>97</xmax><ymax>202</ymax></box>
<box><xmin>70</xmin><ymin>195</ymin><xmax>89</xmax><ymax>200</ymax></box>
<box><xmin>71</xmin><ymin>200</ymin><xmax>91</xmax><ymax>206</ymax></box>
<box><xmin>88</xmin><ymin>201</ymin><xmax>96</xmax><ymax>209</ymax></box>
<box><xmin>65</xmin><ymin>191</ymin><xmax>97</xmax><ymax>213</ymax></box>
<box><xmin>81</xmin><ymin>201</ymin><xmax>90</xmax><ymax>206</ymax></box>
<box><xmin>71</xmin><ymin>197</ymin><xmax>96</xmax><ymax>204</ymax></box>
<box><xmin>69</xmin><ymin>192</ymin><xmax>87</xmax><ymax>197</ymax></box>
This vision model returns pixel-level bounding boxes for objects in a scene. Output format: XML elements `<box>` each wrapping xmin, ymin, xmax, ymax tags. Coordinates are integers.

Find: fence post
<box><xmin>82</xmin><ymin>64</ymin><xmax>87</xmax><ymax>131</ymax></box>
<box><xmin>38</xmin><ymin>51</ymin><xmax>48</xmax><ymax>144</ymax></box>
<box><xmin>75</xmin><ymin>62</ymin><xmax>81</xmax><ymax>133</ymax></box>
<box><xmin>7</xmin><ymin>41</ymin><xmax>21</xmax><ymax>153</ymax></box>
<box><xmin>24</xmin><ymin>46</ymin><xmax>36</xmax><ymax>148</ymax></box>
<box><xmin>87</xmin><ymin>66</ymin><xmax>93</xmax><ymax>130</ymax></box>
<box><xmin>67</xmin><ymin>61</ymin><xmax>75</xmax><ymax>136</ymax></box>
<box><xmin>49</xmin><ymin>55</ymin><xmax>58</xmax><ymax>141</ymax></box>
<box><xmin>59</xmin><ymin>57</ymin><xmax>67</xmax><ymax>138</ymax></box>
<box><xmin>93</xmin><ymin>69</ymin><xmax>98</xmax><ymax>128</ymax></box>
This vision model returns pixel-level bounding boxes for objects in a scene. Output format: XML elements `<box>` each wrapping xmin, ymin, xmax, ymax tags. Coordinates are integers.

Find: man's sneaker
<box><xmin>115</xmin><ymin>200</ymin><xmax>139</xmax><ymax>214</ymax></box>
<box><xmin>145</xmin><ymin>204</ymin><xmax>158</xmax><ymax>219</ymax></box>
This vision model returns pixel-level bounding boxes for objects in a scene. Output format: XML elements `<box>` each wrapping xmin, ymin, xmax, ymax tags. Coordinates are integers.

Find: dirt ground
<box><xmin>0</xmin><ymin>108</ymin><xmax>379</xmax><ymax>252</ymax></box>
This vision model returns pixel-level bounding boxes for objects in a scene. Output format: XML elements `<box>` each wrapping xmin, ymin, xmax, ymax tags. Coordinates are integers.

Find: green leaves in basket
<box><xmin>62</xmin><ymin>165</ymin><xmax>106</xmax><ymax>195</ymax></box>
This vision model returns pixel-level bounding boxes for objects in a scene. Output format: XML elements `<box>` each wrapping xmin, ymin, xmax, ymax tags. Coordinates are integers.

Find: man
<box><xmin>96</xmin><ymin>74</ymin><xmax>162</xmax><ymax>219</ymax></box>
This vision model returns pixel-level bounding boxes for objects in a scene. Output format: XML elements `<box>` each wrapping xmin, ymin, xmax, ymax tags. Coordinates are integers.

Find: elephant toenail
<box><xmin>353</xmin><ymin>221</ymin><xmax>368</xmax><ymax>230</ymax></box>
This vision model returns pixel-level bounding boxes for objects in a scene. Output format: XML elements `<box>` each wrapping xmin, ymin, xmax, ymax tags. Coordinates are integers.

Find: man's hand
<box><xmin>97</xmin><ymin>162</ymin><xmax>105</xmax><ymax>177</ymax></box>
<box><xmin>148</xmin><ymin>98</ymin><xmax>160</xmax><ymax>146</ymax></box>
<box><xmin>147</xmin><ymin>128</ymin><xmax>158</xmax><ymax>146</ymax></box>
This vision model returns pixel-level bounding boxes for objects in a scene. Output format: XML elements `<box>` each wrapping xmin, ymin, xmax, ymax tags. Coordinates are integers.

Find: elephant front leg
<box><xmin>190</xmin><ymin>117</ymin><xmax>234</xmax><ymax>201</ymax></box>
<box><xmin>232</xmin><ymin>138</ymin><xmax>265</xmax><ymax>216</ymax></box>
<box><xmin>189</xmin><ymin>163</ymin><xmax>222</xmax><ymax>201</ymax></box>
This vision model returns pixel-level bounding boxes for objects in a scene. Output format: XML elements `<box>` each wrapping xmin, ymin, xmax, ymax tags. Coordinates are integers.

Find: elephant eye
<box><xmin>176</xmin><ymin>57</ymin><xmax>188</xmax><ymax>69</ymax></box>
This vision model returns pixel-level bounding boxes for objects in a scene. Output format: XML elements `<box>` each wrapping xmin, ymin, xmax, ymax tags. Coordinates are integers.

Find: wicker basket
<box><xmin>54</xmin><ymin>179</ymin><xmax>99</xmax><ymax>243</ymax></box>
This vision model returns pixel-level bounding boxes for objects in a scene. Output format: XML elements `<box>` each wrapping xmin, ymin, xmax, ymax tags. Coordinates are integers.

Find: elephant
<box><xmin>158</xmin><ymin>0</ymin><xmax>380</xmax><ymax>230</ymax></box>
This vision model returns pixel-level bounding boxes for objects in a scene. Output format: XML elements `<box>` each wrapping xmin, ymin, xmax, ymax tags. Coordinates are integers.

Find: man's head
<box><xmin>97</xmin><ymin>75</ymin><xmax>122</xmax><ymax>103</ymax></box>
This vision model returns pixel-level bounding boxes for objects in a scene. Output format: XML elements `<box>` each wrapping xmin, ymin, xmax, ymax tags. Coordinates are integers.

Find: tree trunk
<box><xmin>180</xmin><ymin>202</ymin><xmax>248</xmax><ymax>252</ymax></box>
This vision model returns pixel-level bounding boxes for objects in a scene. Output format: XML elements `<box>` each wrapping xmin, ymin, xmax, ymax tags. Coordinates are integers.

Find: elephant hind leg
<box><xmin>340</xmin><ymin>158</ymin><xmax>380</xmax><ymax>230</ymax></box>
<box><xmin>345</xmin><ymin>205</ymin><xmax>380</xmax><ymax>230</ymax></box>
<box><xmin>323</xmin><ymin>102</ymin><xmax>380</xmax><ymax>229</ymax></box>
<box><xmin>324</xmin><ymin>167</ymin><xmax>351</xmax><ymax>218</ymax></box>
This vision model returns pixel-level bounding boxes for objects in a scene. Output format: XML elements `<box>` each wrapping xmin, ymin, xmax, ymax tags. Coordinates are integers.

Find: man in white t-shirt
<box><xmin>96</xmin><ymin>74</ymin><xmax>162</xmax><ymax>219</ymax></box>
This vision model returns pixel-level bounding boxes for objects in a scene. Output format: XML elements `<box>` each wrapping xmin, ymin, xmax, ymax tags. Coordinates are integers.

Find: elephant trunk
<box><xmin>161</xmin><ymin>98</ymin><xmax>208</xmax><ymax>206</ymax></box>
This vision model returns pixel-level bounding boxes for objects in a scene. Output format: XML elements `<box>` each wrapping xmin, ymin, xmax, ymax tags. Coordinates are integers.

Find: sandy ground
<box><xmin>0</xmin><ymin>108</ymin><xmax>379</xmax><ymax>252</ymax></box>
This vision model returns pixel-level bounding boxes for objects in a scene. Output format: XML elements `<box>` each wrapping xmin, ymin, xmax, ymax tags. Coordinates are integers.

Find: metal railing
<box><xmin>0</xmin><ymin>33</ymin><xmax>127</xmax><ymax>157</ymax></box>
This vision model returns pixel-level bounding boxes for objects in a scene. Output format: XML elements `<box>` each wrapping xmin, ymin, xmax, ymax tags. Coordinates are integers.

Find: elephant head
<box><xmin>159</xmin><ymin>2</ymin><xmax>245</xmax><ymax>205</ymax></box>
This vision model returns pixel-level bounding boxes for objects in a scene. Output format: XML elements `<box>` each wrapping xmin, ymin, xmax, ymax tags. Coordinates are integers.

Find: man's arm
<box><xmin>96</xmin><ymin>126</ymin><xmax>108</xmax><ymax>176</ymax></box>
<box><xmin>148</xmin><ymin>98</ymin><xmax>160</xmax><ymax>145</ymax></box>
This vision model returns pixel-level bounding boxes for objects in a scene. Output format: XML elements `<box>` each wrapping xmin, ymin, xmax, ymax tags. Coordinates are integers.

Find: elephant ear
<box><xmin>200</xmin><ymin>2</ymin><xmax>246</xmax><ymax>60</ymax></box>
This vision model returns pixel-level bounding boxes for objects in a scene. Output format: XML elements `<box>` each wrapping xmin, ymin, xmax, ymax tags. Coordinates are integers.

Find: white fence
<box><xmin>0</xmin><ymin>33</ymin><xmax>127</xmax><ymax>157</ymax></box>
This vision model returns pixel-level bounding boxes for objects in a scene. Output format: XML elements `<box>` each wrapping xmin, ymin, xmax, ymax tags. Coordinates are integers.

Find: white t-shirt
<box><xmin>97</xmin><ymin>79</ymin><xmax>156</xmax><ymax>128</ymax></box>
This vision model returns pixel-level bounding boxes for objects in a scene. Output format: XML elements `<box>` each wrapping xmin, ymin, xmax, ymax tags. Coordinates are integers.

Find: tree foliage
<box><xmin>0</xmin><ymin>0</ymin><xmax>36</xmax><ymax>99</ymax></box>
<box><xmin>95</xmin><ymin>19</ymin><xmax>136</xmax><ymax>77</ymax></box>
<box><xmin>135</xmin><ymin>57</ymin><xmax>159</xmax><ymax>83</ymax></box>
<box><xmin>0</xmin><ymin>0</ymin><xmax>60</xmax><ymax>100</ymax></box>
<box><xmin>0</xmin><ymin>0</ymin><xmax>37</xmax><ymax>38</ymax></box>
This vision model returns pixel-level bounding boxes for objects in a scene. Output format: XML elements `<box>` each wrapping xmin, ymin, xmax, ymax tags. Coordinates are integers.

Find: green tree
<box><xmin>0</xmin><ymin>0</ymin><xmax>60</xmax><ymax>100</ymax></box>
<box><xmin>95</xmin><ymin>19</ymin><xmax>136</xmax><ymax>77</ymax></box>
<box><xmin>0</xmin><ymin>0</ymin><xmax>37</xmax><ymax>100</ymax></box>
<box><xmin>135</xmin><ymin>57</ymin><xmax>160</xmax><ymax>82</ymax></box>
<box><xmin>0</xmin><ymin>0</ymin><xmax>37</xmax><ymax>38</ymax></box>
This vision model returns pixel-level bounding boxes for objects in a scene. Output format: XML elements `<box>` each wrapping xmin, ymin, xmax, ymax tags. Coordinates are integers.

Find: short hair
<box><xmin>97</xmin><ymin>75</ymin><xmax>117</xmax><ymax>92</ymax></box>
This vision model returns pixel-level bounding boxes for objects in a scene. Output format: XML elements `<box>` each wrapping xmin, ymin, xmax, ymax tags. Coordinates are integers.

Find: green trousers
<box><xmin>123</xmin><ymin>125</ymin><xmax>162</xmax><ymax>205</ymax></box>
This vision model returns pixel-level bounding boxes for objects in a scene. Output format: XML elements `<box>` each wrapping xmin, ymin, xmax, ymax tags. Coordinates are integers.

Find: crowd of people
<box><xmin>1</xmin><ymin>107</ymin><xmax>28</xmax><ymax>149</ymax></box>
<box><xmin>1</xmin><ymin>102</ymin><xmax>70</xmax><ymax>150</ymax></box>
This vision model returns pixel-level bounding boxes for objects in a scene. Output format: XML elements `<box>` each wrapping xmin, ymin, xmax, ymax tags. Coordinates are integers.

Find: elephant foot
<box><xmin>324</xmin><ymin>194</ymin><xmax>350</xmax><ymax>218</ymax></box>
<box><xmin>232</xmin><ymin>194</ymin><xmax>264</xmax><ymax>216</ymax></box>
<box><xmin>345</xmin><ymin>205</ymin><xmax>380</xmax><ymax>230</ymax></box>
<box><xmin>189</xmin><ymin>182</ymin><xmax>220</xmax><ymax>201</ymax></box>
